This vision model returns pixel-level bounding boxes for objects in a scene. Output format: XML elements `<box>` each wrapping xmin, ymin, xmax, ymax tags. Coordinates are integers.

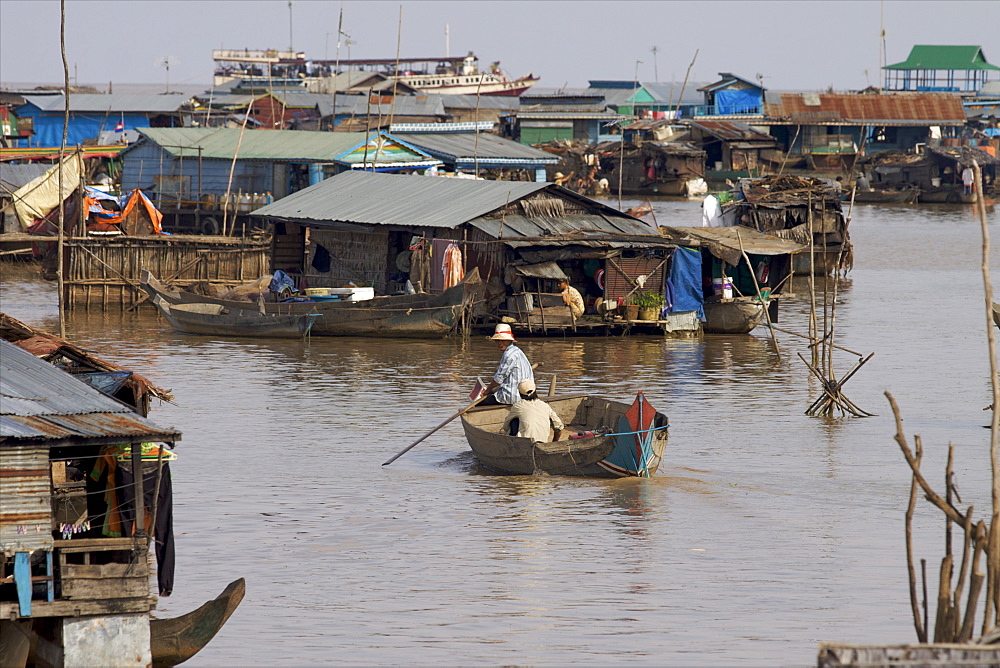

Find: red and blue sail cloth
<box><xmin>598</xmin><ymin>392</ymin><xmax>664</xmax><ymax>477</ymax></box>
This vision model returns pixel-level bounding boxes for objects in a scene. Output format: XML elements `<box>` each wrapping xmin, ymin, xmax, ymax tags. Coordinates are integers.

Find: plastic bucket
<box><xmin>931</xmin><ymin>177</ymin><xmax>941</xmax><ymax>187</ymax></box>
<box><xmin>722</xmin><ymin>281</ymin><xmax>733</xmax><ymax>300</ymax></box>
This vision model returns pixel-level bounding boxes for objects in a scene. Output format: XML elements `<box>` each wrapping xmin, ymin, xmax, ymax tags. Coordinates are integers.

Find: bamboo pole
<box><xmin>972</xmin><ymin>161</ymin><xmax>1000</xmax><ymax>628</ymax></box>
<box><xmin>57</xmin><ymin>0</ymin><xmax>70</xmax><ymax>337</ymax></box>
<box><xmin>736</xmin><ymin>229</ymin><xmax>780</xmax><ymax>360</ymax></box>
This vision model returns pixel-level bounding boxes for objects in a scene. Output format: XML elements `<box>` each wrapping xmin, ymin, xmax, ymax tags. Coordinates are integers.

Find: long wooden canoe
<box><xmin>152</xmin><ymin>296</ymin><xmax>320</xmax><ymax>338</ymax></box>
<box><xmin>141</xmin><ymin>268</ymin><xmax>480</xmax><ymax>338</ymax></box>
<box><xmin>703</xmin><ymin>298</ymin><xmax>766</xmax><ymax>334</ymax></box>
<box><xmin>460</xmin><ymin>393</ymin><xmax>668</xmax><ymax>477</ymax></box>
<box><xmin>151</xmin><ymin>577</ymin><xmax>245</xmax><ymax>667</ymax></box>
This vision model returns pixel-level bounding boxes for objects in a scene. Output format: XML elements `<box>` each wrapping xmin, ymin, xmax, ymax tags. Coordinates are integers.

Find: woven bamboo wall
<box><xmin>307</xmin><ymin>228</ymin><xmax>390</xmax><ymax>292</ymax></box>
<box><xmin>63</xmin><ymin>235</ymin><xmax>271</xmax><ymax>311</ymax></box>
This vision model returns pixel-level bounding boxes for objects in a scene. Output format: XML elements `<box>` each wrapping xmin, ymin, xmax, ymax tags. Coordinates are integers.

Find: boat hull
<box><xmin>703</xmin><ymin>299</ymin><xmax>766</xmax><ymax>334</ymax></box>
<box><xmin>152</xmin><ymin>297</ymin><xmax>319</xmax><ymax>338</ymax></box>
<box><xmin>142</xmin><ymin>269</ymin><xmax>480</xmax><ymax>338</ymax></box>
<box><xmin>460</xmin><ymin>394</ymin><xmax>668</xmax><ymax>478</ymax></box>
<box><xmin>851</xmin><ymin>187</ymin><xmax>920</xmax><ymax>204</ymax></box>
<box><xmin>151</xmin><ymin>578</ymin><xmax>245</xmax><ymax>668</ymax></box>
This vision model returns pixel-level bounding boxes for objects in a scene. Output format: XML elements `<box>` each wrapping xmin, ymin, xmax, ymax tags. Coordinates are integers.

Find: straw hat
<box><xmin>517</xmin><ymin>379</ymin><xmax>536</xmax><ymax>395</ymax></box>
<box><xmin>488</xmin><ymin>323</ymin><xmax>516</xmax><ymax>341</ymax></box>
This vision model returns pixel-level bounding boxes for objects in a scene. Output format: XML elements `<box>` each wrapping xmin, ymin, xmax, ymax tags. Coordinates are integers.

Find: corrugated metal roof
<box><xmin>513</xmin><ymin>111</ymin><xmax>626</xmax><ymax>121</ymax></box>
<box><xmin>397</xmin><ymin>132</ymin><xmax>559</xmax><ymax>163</ymax></box>
<box><xmin>252</xmin><ymin>171</ymin><xmax>548</xmax><ymax>228</ymax></box>
<box><xmin>133</xmin><ymin>127</ymin><xmax>435</xmax><ymax>164</ymax></box>
<box><xmin>21</xmin><ymin>94</ymin><xmax>190</xmax><ymax>113</ymax></box>
<box><xmin>764</xmin><ymin>93</ymin><xmax>967</xmax><ymax>125</ymax></box>
<box><xmin>433</xmin><ymin>95</ymin><xmax>522</xmax><ymax>110</ymax></box>
<box><xmin>251</xmin><ymin>171</ymin><xmax>649</xmax><ymax>239</ymax></box>
<box><xmin>0</xmin><ymin>340</ymin><xmax>179</xmax><ymax>444</ymax></box>
<box><xmin>686</xmin><ymin>120</ymin><xmax>776</xmax><ymax>143</ymax></box>
<box><xmin>471</xmin><ymin>213</ymin><xmax>658</xmax><ymax>242</ymax></box>
<box><xmin>0</xmin><ymin>163</ymin><xmax>51</xmax><ymax>192</ymax></box>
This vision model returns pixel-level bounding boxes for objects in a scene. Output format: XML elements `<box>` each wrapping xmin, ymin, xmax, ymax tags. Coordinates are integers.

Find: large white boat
<box><xmin>212</xmin><ymin>49</ymin><xmax>537</xmax><ymax>96</ymax></box>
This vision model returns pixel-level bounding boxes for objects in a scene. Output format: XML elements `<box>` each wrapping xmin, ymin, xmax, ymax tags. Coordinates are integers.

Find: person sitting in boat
<box><xmin>502</xmin><ymin>379</ymin><xmax>564</xmax><ymax>443</ymax></box>
<box><xmin>480</xmin><ymin>324</ymin><xmax>533</xmax><ymax>406</ymax></box>
<box><xmin>556</xmin><ymin>278</ymin><xmax>585</xmax><ymax>318</ymax></box>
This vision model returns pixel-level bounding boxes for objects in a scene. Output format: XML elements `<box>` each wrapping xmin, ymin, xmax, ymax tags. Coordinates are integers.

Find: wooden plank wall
<box><xmin>64</xmin><ymin>235</ymin><xmax>271</xmax><ymax>311</ymax></box>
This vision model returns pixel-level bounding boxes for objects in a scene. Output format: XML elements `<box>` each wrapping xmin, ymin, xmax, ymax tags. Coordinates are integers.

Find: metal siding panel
<box><xmin>0</xmin><ymin>444</ymin><xmax>53</xmax><ymax>552</ymax></box>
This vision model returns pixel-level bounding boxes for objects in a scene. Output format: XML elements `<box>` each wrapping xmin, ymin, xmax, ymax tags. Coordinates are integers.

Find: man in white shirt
<box><xmin>502</xmin><ymin>379</ymin><xmax>565</xmax><ymax>443</ymax></box>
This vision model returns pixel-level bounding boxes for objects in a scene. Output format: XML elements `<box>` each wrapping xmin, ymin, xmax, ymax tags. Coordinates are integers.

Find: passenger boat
<box><xmin>151</xmin><ymin>578</ymin><xmax>245</xmax><ymax>667</ymax></box>
<box><xmin>460</xmin><ymin>392</ymin><xmax>668</xmax><ymax>477</ymax></box>
<box><xmin>152</xmin><ymin>295</ymin><xmax>321</xmax><ymax>338</ymax></box>
<box><xmin>141</xmin><ymin>268</ymin><xmax>480</xmax><ymax>338</ymax></box>
<box><xmin>703</xmin><ymin>297</ymin><xmax>767</xmax><ymax>334</ymax></box>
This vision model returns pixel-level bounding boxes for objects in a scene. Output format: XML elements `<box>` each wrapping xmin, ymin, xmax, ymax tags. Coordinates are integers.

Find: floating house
<box><xmin>500</xmin><ymin>94</ymin><xmax>629</xmax><ymax>146</ymax></box>
<box><xmin>250</xmin><ymin>171</ymin><xmax>798</xmax><ymax>336</ymax></box>
<box><xmin>762</xmin><ymin>92</ymin><xmax>968</xmax><ymax>171</ymax></box>
<box><xmin>0</xmin><ymin>336</ymin><xmax>180</xmax><ymax>666</ymax></box>
<box><xmin>684</xmin><ymin>120</ymin><xmax>776</xmax><ymax>174</ymax></box>
<box><xmin>584</xmin><ymin>80</ymin><xmax>710</xmax><ymax>119</ymax></box>
<box><xmin>119</xmin><ymin>127</ymin><xmax>441</xmax><ymax>232</ymax></box>
<box><xmin>858</xmin><ymin>145</ymin><xmax>998</xmax><ymax>203</ymax></box>
<box><xmin>694</xmin><ymin>73</ymin><xmax>766</xmax><ymax>118</ymax></box>
<box><xmin>883</xmin><ymin>45</ymin><xmax>999</xmax><ymax>94</ymax></box>
<box><xmin>13</xmin><ymin>94</ymin><xmax>190</xmax><ymax>148</ymax></box>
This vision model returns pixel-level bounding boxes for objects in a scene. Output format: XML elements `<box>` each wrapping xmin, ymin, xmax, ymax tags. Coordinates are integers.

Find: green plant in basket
<box><xmin>630</xmin><ymin>290</ymin><xmax>665</xmax><ymax>308</ymax></box>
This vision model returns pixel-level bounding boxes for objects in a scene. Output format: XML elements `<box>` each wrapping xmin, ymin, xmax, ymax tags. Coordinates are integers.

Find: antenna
<box><xmin>651</xmin><ymin>46</ymin><xmax>659</xmax><ymax>81</ymax></box>
<box><xmin>155</xmin><ymin>56</ymin><xmax>178</xmax><ymax>93</ymax></box>
<box><xmin>445</xmin><ymin>23</ymin><xmax>450</xmax><ymax>59</ymax></box>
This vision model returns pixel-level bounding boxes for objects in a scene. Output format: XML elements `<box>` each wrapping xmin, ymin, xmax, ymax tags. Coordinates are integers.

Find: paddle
<box><xmin>381</xmin><ymin>394</ymin><xmax>488</xmax><ymax>466</ymax></box>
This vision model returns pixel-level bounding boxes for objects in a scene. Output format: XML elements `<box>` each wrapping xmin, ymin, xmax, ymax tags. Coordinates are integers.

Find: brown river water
<box><xmin>2</xmin><ymin>199</ymin><xmax>999</xmax><ymax>665</ymax></box>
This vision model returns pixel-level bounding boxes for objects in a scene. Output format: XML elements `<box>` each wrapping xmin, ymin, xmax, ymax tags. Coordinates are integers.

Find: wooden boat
<box><xmin>703</xmin><ymin>297</ymin><xmax>767</xmax><ymax>334</ymax></box>
<box><xmin>141</xmin><ymin>269</ymin><xmax>480</xmax><ymax>339</ymax></box>
<box><xmin>152</xmin><ymin>295</ymin><xmax>320</xmax><ymax>338</ymax></box>
<box><xmin>460</xmin><ymin>392</ymin><xmax>668</xmax><ymax>477</ymax></box>
<box><xmin>993</xmin><ymin>302</ymin><xmax>1000</xmax><ymax>329</ymax></box>
<box><xmin>151</xmin><ymin>577</ymin><xmax>245</xmax><ymax>667</ymax></box>
<box><xmin>850</xmin><ymin>186</ymin><xmax>920</xmax><ymax>204</ymax></box>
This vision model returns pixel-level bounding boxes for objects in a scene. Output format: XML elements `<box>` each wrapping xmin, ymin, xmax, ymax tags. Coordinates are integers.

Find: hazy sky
<box><xmin>1</xmin><ymin>1</ymin><xmax>997</xmax><ymax>92</ymax></box>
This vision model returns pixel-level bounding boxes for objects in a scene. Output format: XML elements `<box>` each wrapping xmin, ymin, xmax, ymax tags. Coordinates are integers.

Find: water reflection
<box><xmin>1</xmin><ymin>200</ymin><xmax>1000</xmax><ymax>665</ymax></box>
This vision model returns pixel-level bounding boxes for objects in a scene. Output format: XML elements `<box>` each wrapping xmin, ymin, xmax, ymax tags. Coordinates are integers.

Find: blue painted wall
<box><xmin>15</xmin><ymin>104</ymin><xmax>152</xmax><ymax>147</ymax></box>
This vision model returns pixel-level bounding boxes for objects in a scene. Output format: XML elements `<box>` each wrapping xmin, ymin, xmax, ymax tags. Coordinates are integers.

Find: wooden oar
<box><xmin>382</xmin><ymin>395</ymin><xmax>487</xmax><ymax>466</ymax></box>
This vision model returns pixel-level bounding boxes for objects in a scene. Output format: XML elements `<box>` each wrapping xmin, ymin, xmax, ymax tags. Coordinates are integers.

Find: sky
<box><xmin>1</xmin><ymin>0</ymin><xmax>998</xmax><ymax>94</ymax></box>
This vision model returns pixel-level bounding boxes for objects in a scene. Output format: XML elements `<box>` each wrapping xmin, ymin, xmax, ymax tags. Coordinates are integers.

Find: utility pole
<box><xmin>651</xmin><ymin>46</ymin><xmax>659</xmax><ymax>81</ymax></box>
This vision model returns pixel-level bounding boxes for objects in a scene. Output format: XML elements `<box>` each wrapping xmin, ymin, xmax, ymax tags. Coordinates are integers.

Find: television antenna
<box><xmin>155</xmin><ymin>56</ymin><xmax>178</xmax><ymax>93</ymax></box>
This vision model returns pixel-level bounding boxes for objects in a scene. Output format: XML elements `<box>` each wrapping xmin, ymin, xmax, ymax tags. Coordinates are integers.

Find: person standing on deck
<box><xmin>480</xmin><ymin>324</ymin><xmax>533</xmax><ymax>406</ymax></box>
<box><xmin>962</xmin><ymin>165</ymin><xmax>975</xmax><ymax>195</ymax></box>
<box><xmin>502</xmin><ymin>379</ymin><xmax>564</xmax><ymax>442</ymax></box>
<box><xmin>556</xmin><ymin>278</ymin><xmax>585</xmax><ymax>318</ymax></box>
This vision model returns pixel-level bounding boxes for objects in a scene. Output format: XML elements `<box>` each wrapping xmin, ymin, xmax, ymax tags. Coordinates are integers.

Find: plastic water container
<box><xmin>713</xmin><ymin>277</ymin><xmax>733</xmax><ymax>299</ymax></box>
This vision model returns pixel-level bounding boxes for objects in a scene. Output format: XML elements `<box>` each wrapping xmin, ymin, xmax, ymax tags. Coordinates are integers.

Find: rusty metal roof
<box><xmin>686</xmin><ymin>120</ymin><xmax>776</xmax><ymax>143</ymax></box>
<box><xmin>0</xmin><ymin>340</ymin><xmax>180</xmax><ymax>445</ymax></box>
<box><xmin>764</xmin><ymin>93</ymin><xmax>967</xmax><ymax>125</ymax></box>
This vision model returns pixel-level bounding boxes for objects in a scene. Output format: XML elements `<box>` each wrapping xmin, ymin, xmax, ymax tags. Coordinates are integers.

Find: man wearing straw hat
<box><xmin>480</xmin><ymin>324</ymin><xmax>534</xmax><ymax>407</ymax></box>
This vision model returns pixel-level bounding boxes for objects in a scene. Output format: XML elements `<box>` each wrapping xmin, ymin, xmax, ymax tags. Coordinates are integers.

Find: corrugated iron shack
<box><xmin>0</xmin><ymin>337</ymin><xmax>180</xmax><ymax>666</ymax></box>
<box><xmin>251</xmin><ymin>171</ymin><xmax>708</xmax><ymax>336</ymax></box>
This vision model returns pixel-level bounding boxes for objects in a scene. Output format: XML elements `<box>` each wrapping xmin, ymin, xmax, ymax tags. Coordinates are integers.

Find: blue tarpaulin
<box><xmin>715</xmin><ymin>89</ymin><xmax>761</xmax><ymax>115</ymax></box>
<box><xmin>667</xmin><ymin>246</ymin><xmax>705</xmax><ymax>320</ymax></box>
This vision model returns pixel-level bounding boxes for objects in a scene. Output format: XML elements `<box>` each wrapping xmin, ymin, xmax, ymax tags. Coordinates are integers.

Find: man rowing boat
<box><xmin>479</xmin><ymin>324</ymin><xmax>533</xmax><ymax>407</ymax></box>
